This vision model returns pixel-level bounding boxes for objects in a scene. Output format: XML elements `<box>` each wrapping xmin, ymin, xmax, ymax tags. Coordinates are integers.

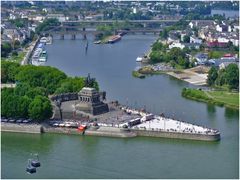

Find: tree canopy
<box><xmin>1</xmin><ymin>61</ymin><xmax>20</xmax><ymax>83</ymax></box>
<box><xmin>1</xmin><ymin>62</ymin><xmax>100</xmax><ymax>120</ymax></box>
<box><xmin>35</xmin><ymin>18</ymin><xmax>60</xmax><ymax>34</ymax></box>
<box><xmin>15</xmin><ymin>65</ymin><xmax>67</xmax><ymax>94</ymax></box>
<box><xmin>149</xmin><ymin>42</ymin><xmax>190</xmax><ymax>68</ymax></box>
<box><xmin>28</xmin><ymin>95</ymin><xmax>52</xmax><ymax>121</ymax></box>
<box><xmin>207</xmin><ymin>64</ymin><xmax>239</xmax><ymax>90</ymax></box>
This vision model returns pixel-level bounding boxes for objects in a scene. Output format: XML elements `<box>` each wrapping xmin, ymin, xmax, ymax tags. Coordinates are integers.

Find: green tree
<box><xmin>16</xmin><ymin>65</ymin><xmax>67</xmax><ymax>94</ymax></box>
<box><xmin>1</xmin><ymin>42</ymin><xmax>12</xmax><ymax>57</ymax></box>
<box><xmin>207</xmin><ymin>67</ymin><xmax>218</xmax><ymax>86</ymax></box>
<box><xmin>215</xmin><ymin>69</ymin><xmax>226</xmax><ymax>86</ymax></box>
<box><xmin>55</xmin><ymin>77</ymin><xmax>98</xmax><ymax>94</ymax></box>
<box><xmin>160</xmin><ymin>29</ymin><xmax>168</xmax><ymax>39</ymax></box>
<box><xmin>28</xmin><ymin>96</ymin><xmax>52</xmax><ymax>121</ymax></box>
<box><xmin>183</xmin><ymin>35</ymin><xmax>190</xmax><ymax>43</ymax></box>
<box><xmin>225</xmin><ymin>64</ymin><xmax>239</xmax><ymax>90</ymax></box>
<box><xmin>1</xmin><ymin>88</ymin><xmax>15</xmax><ymax>117</ymax></box>
<box><xmin>1</xmin><ymin>61</ymin><xmax>20</xmax><ymax>83</ymax></box>
<box><xmin>35</xmin><ymin>18</ymin><xmax>60</xmax><ymax>34</ymax></box>
<box><xmin>17</xmin><ymin>96</ymin><xmax>32</xmax><ymax>118</ymax></box>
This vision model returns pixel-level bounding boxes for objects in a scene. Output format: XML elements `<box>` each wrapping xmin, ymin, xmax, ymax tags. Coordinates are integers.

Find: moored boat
<box><xmin>108</xmin><ymin>35</ymin><xmax>121</xmax><ymax>44</ymax></box>
<box><xmin>136</xmin><ymin>57</ymin><xmax>143</xmax><ymax>62</ymax></box>
<box><xmin>94</xmin><ymin>40</ymin><xmax>101</xmax><ymax>44</ymax></box>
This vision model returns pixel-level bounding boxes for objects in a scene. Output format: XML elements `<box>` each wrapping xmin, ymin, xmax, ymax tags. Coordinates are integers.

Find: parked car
<box><xmin>16</xmin><ymin>119</ymin><xmax>23</xmax><ymax>123</ymax></box>
<box><xmin>9</xmin><ymin>119</ymin><xmax>16</xmax><ymax>123</ymax></box>
<box><xmin>1</xmin><ymin>118</ymin><xmax>9</xmax><ymax>122</ymax></box>
<box><xmin>22</xmin><ymin>119</ymin><xmax>31</xmax><ymax>123</ymax></box>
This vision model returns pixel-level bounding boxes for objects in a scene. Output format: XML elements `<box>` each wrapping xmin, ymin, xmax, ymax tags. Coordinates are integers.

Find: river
<box><xmin>1</xmin><ymin>34</ymin><xmax>239</xmax><ymax>179</ymax></box>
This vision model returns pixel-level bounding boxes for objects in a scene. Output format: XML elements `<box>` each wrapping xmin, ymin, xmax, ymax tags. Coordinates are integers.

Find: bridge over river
<box><xmin>42</xmin><ymin>27</ymin><xmax>162</xmax><ymax>40</ymax></box>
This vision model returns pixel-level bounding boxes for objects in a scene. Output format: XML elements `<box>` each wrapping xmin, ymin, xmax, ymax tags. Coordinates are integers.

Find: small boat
<box><xmin>136</xmin><ymin>57</ymin><xmax>143</xmax><ymax>62</ymax></box>
<box><xmin>26</xmin><ymin>159</ymin><xmax>36</xmax><ymax>174</ymax></box>
<box><xmin>46</xmin><ymin>36</ymin><xmax>52</xmax><ymax>45</ymax></box>
<box><xmin>94</xmin><ymin>40</ymin><xmax>101</xmax><ymax>44</ymax></box>
<box><xmin>40</xmin><ymin>37</ymin><xmax>47</xmax><ymax>43</ymax></box>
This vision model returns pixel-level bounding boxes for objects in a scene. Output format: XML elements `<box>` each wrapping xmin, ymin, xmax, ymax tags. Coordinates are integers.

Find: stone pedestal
<box><xmin>75</xmin><ymin>87</ymin><xmax>109</xmax><ymax>115</ymax></box>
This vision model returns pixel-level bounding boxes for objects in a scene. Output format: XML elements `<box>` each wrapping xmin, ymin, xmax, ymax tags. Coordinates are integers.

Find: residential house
<box><xmin>28</xmin><ymin>15</ymin><xmax>45</xmax><ymax>22</ymax></box>
<box><xmin>216</xmin><ymin>24</ymin><xmax>228</xmax><ymax>32</ymax></box>
<box><xmin>190</xmin><ymin>36</ymin><xmax>202</xmax><ymax>44</ymax></box>
<box><xmin>183</xmin><ymin>43</ymin><xmax>201</xmax><ymax>49</ymax></box>
<box><xmin>189</xmin><ymin>20</ymin><xmax>215</xmax><ymax>29</ymax></box>
<box><xmin>229</xmin><ymin>37</ymin><xmax>239</xmax><ymax>46</ymax></box>
<box><xmin>194</xmin><ymin>53</ymin><xmax>208</xmax><ymax>65</ymax></box>
<box><xmin>167</xmin><ymin>35</ymin><xmax>179</xmax><ymax>44</ymax></box>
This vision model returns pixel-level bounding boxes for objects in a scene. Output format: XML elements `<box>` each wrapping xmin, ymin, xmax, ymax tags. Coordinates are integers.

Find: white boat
<box><xmin>136</xmin><ymin>57</ymin><xmax>143</xmax><ymax>62</ymax></box>
<box><xmin>39</xmin><ymin>56</ymin><xmax>47</xmax><ymax>62</ymax></box>
<box><xmin>46</xmin><ymin>36</ymin><xmax>52</xmax><ymax>45</ymax></box>
<box><xmin>40</xmin><ymin>37</ymin><xmax>47</xmax><ymax>43</ymax></box>
<box><xmin>94</xmin><ymin>40</ymin><xmax>101</xmax><ymax>44</ymax></box>
<box><xmin>39</xmin><ymin>51</ymin><xmax>47</xmax><ymax>62</ymax></box>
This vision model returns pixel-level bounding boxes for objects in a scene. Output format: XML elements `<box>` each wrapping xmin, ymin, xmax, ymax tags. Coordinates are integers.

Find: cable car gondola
<box><xmin>31</xmin><ymin>154</ymin><xmax>41</xmax><ymax>168</ymax></box>
<box><xmin>26</xmin><ymin>159</ymin><xmax>36</xmax><ymax>174</ymax></box>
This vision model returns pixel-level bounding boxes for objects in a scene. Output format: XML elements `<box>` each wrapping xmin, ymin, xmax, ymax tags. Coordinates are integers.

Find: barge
<box><xmin>108</xmin><ymin>35</ymin><xmax>121</xmax><ymax>43</ymax></box>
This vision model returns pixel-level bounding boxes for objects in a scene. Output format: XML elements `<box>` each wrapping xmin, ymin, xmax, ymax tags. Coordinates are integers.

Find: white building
<box><xmin>169</xmin><ymin>42</ymin><xmax>185</xmax><ymax>49</ymax></box>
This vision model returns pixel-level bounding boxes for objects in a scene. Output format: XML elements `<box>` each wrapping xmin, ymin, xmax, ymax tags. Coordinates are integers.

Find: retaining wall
<box><xmin>1</xmin><ymin>123</ymin><xmax>43</xmax><ymax>134</ymax></box>
<box><xmin>132</xmin><ymin>129</ymin><xmax>220</xmax><ymax>141</ymax></box>
<box><xmin>43</xmin><ymin>126</ymin><xmax>136</xmax><ymax>138</ymax></box>
<box><xmin>1</xmin><ymin>124</ymin><xmax>220</xmax><ymax>141</ymax></box>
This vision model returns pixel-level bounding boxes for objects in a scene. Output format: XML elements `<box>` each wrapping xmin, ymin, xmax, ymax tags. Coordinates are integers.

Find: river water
<box><xmin>1</xmin><ymin>35</ymin><xmax>239</xmax><ymax>179</ymax></box>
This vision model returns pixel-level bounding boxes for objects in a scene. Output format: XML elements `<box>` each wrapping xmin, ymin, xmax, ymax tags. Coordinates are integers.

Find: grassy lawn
<box><xmin>207</xmin><ymin>91</ymin><xmax>239</xmax><ymax>108</ymax></box>
<box><xmin>2</xmin><ymin>52</ymin><xmax>26</xmax><ymax>63</ymax></box>
<box><xmin>132</xmin><ymin>71</ymin><xmax>145</xmax><ymax>78</ymax></box>
<box><xmin>182</xmin><ymin>88</ymin><xmax>239</xmax><ymax>109</ymax></box>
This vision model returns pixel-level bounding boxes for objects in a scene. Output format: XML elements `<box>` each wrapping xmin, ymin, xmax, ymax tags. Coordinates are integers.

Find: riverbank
<box><xmin>1</xmin><ymin>123</ymin><xmax>43</xmax><ymax>134</ymax></box>
<box><xmin>182</xmin><ymin>88</ymin><xmax>239</xmax><ymax>109</ymax></box>
<box><xmin>1</xmin><ymin>122</ymin><xmax>220</xmax><ymax>141</ymax></box>
<box><xmin>21</xmin><ymin>37</ymin><xmax>40</xmax><ymax>65</ymax></box>
<box><xmin>133</xmin><ymin>64</ymin><xmax>209</xmax><ymax>85</ymax></box>
<box><xmin>1</xmin><ymin>105</ymin><xmax>221</xmax><ymax>142</ymax></box>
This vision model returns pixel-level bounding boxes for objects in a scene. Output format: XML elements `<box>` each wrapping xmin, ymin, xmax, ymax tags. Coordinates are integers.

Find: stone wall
<box><xmin>50</xmin><ymin>93</ymin><xmax>78</xmax><ymax>102</ymax></box>
<box><xmin>1</xmin><ymin>123</ymin><xmax>43</xmax><ymax>134</ymax></box>
<box><xmin>43</xmin><ymin>126</ymin><xmax>137</xmax><ymax>138</ymax></box>
<box><xmin>132</xmin><ymin>129</ymin><xmax>221</xmax><ymax>141</ymax></box>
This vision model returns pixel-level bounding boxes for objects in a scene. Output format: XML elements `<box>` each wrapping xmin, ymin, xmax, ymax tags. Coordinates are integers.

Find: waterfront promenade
<box><xmin>21</xmin><ymin>38</ymin><xmax>40</xmax><ymax>65</ymax></box>
<box><xmin>1</xmin><ymin>105</ymin><xmax>221</xmax><ymax>141</ymax></box>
